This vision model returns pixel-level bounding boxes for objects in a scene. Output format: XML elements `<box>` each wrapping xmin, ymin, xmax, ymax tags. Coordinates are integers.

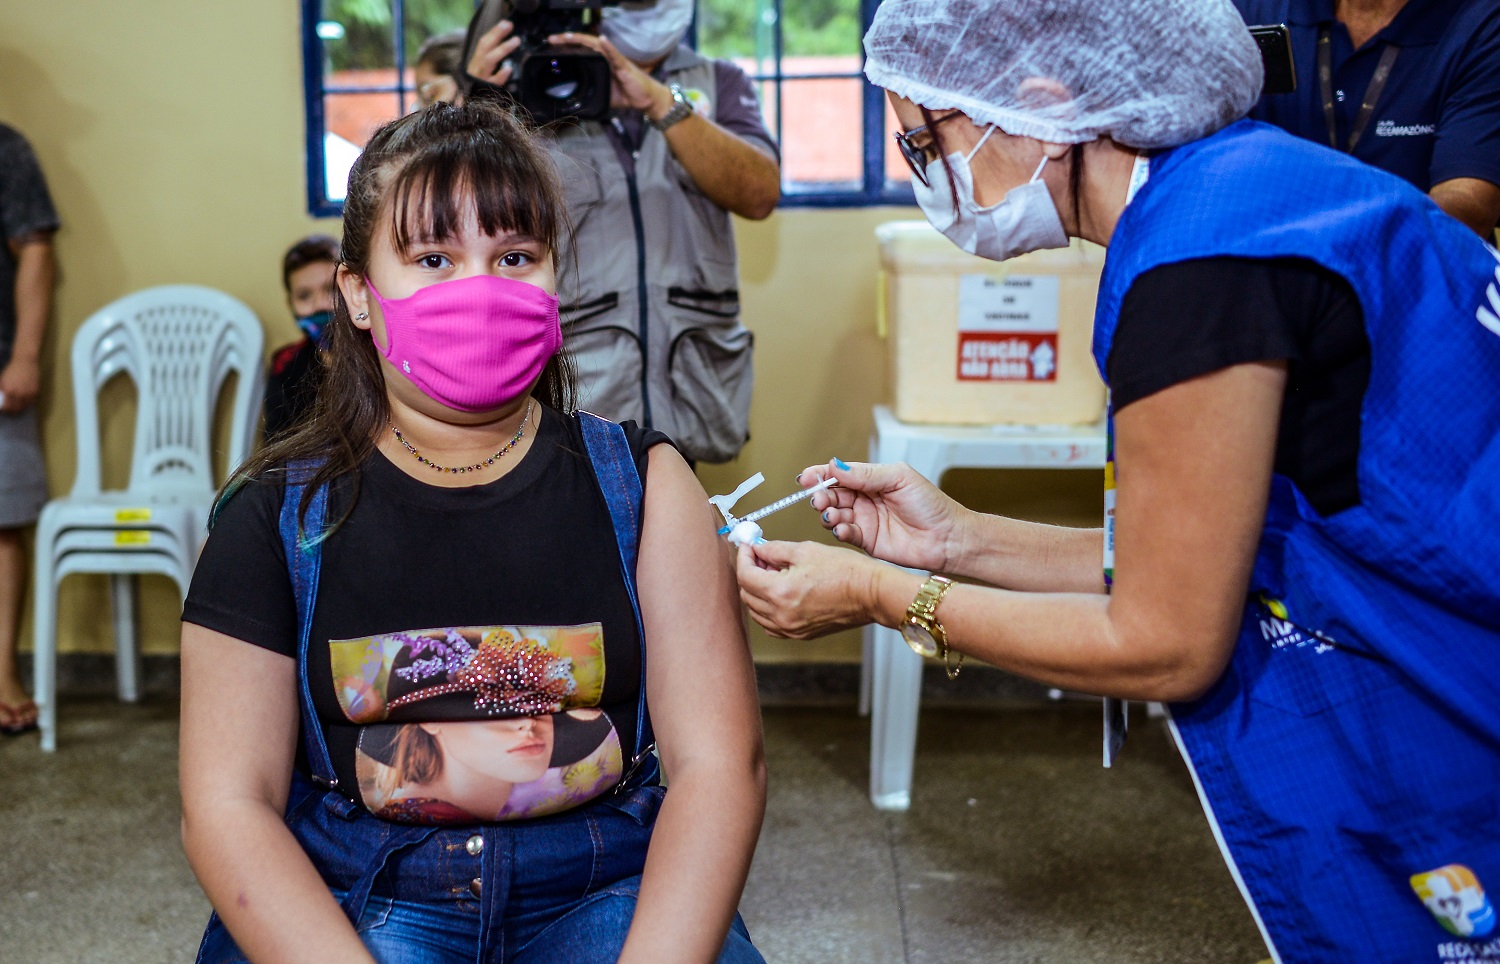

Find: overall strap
<box><xmin>278</xmin><ymin>464</ymin><xmax>339</xmax><ymax>789</ymax></box>
<box><xmin>576</xmin><ymin>412</ymin><xmax>658</xmax><ymax>787</ymax></box>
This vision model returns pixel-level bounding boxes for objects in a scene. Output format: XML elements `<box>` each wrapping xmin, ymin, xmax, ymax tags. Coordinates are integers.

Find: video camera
<box><xmin>462</xmin><ymin>0</ymin><xmax>623</xmax><ymax>124</ymax></box>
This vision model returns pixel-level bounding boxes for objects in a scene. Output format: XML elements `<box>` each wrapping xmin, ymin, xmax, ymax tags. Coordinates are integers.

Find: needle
<box><xmin>716</xmin><ymin>477</ymin><xmax>837</xmax><ymax>535</ymax></box>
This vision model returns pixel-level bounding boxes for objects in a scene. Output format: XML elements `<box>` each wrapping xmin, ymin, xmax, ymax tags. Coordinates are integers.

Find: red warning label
<box><xmin>957</xmin><ymin>332</ymin><xmax>1058</xmax><ymax>382</ymax></box>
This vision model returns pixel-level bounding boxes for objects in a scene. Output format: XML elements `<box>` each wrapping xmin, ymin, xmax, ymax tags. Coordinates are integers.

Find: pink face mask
<box><xmin>366</xmin><ymin>274</ymin><xmax>561</xmax><ymax>413</ymax></box>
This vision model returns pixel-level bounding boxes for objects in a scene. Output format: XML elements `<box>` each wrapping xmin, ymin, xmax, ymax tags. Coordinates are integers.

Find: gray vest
<box><xmin>546</xmin><ymin>48</ymin><xmax>752</xmax><ymax>463</ymax></box>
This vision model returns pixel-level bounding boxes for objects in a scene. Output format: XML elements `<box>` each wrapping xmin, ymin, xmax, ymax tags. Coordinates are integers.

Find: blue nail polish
<box><xmin>795</xmin><ymin>472</ymin><xmax>803</xmax><ymax>483</ymax></box>
<box><xmin>833</xmin><ymin>458</ymin><xmax>851</xmax><ymax>471</ymax></box>
<box><xmin>821</xmin><ymin>511</ymin><xmax>830</xmax><ymax>522</ymax></box>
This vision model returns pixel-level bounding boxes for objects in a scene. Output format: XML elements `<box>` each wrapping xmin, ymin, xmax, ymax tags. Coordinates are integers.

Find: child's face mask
<box><xmin>366</xmin><ymin>274</ymin><xmax>561</xmax><ymax>414</ymax></box>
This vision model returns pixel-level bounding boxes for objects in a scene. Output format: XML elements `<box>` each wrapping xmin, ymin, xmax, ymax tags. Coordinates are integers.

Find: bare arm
<box><xmin>0</xmin><ymin>234</ymin><xmax>54</xmax><ymax>413</ymax></box>
<box><xmin>797</xmin><ymin>459</ymin><xmax>1104</xmax><ymax>594</ymax></box>
<box><xmin>621</xmin><ymin>444</ymin><xmax>766</xmax><ymax>963</ymax></box>
<box><xmin>742</xmin><ymin>362</ymin><xmax>1285</xmax><ymax>702</ymax></box>
<box><xmin>179</xmin><ymin>624</ymin><xmax>375</xmax><ymax>963</ymax></box>
<box><xmin>645</xmin><ymin>84</ymin><xmax>780</xmax><ymax>221</ymax></box>
<box><xmin>555</xmin><ymin>32</ymin><xmax>780</xmax><ymax>219</ymax></box>
<box><xmin>949</xmin><ymin>512</ymin><xmax>1105</xmax><ymax>593</ymax></box>
<box><xmin>1430</xmin><ymin>177</ymin><xmax>1500</xmax><ymax>239</ymax></box>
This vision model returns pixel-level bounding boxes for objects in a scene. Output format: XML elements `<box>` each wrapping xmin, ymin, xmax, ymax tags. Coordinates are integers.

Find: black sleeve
<box><xmin>182</xmin><ymin>478</ymin><xmax>299</xmax><ymax>657</ymax></box>
<box><xmin>618</xmin><ymin>420</ymin><xmax>677</xmax><ymax>482</ymax></box>
<box><xmin>1108</xmin><ymin>256</ymin><xmax>1370</xmax><ymax>517</ymax></box>
<box><xmin>0</xmin><ymin>126</ymin><xmax>60</xmax><ymax>243</ymax></box>
<box><xmin>1109</xmin><ymin>257</ymin><xmax>1327</xmax><ymax>409</ymax></box>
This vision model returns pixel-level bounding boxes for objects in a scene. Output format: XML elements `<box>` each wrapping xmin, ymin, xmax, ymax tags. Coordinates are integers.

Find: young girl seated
<box><xmin>179</xmin><ymin>99</ymin><xmax>766</xmax><ymax>964</ymax></box>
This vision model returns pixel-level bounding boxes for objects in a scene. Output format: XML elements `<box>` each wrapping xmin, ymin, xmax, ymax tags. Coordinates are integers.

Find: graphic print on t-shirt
<box><xmin>355</xmin><ymin>709</ymin><xmax>623</xmax><ymax>823</ymax></box>
<box><xmin>330</xmin><ymin>623</ymin><xmax>607</xmax><ymax>723</ymax></box>
<box><xmin>328</xmin><ymin>624</ymin><xmax>623</xmax><ymax>822</ymax></box>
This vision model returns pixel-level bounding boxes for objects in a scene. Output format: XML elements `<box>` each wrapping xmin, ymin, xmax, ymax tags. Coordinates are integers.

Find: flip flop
<box><xmin>0</xmin><ymin>699</ymin><xmax>38</xmax><ymax>736</ymax></box>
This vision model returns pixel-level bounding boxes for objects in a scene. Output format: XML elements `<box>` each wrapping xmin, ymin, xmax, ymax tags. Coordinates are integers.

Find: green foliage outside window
<box><xmin>322</xmin><ymin>0</ymin><xmax>476</xmax><ymax>72</ymax></box>
<box><xmin>698</xmin><ymin>0</ymin><xmax>860</xmax><ymax>60</ymax></box>
<box><xmin>321</xmin><ymin>0</ymin><xmax>862</xmax><ymax>75</ymax></box>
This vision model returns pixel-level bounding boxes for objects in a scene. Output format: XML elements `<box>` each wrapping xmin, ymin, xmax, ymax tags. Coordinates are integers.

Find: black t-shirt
<box><xmin>184</xmin><ymin>408</ymin><xmax>671</xmax><ymax>824</ymax></box>
<box><xmin>262</xmin><ymin>339</ymin><xmax>321</xmax><ymax>441</ymax></box>
<box><xmin>1107</xmin><ymin>257</ymin><xmax>1370</xmax><ymax>516</ymax></box>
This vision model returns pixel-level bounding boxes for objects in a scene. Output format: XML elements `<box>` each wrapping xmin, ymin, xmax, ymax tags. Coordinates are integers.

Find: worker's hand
<box><xmin>0</xmin><ymin>357</ymin><xmax>41</xmax><ymax>413</ymax></box>
<box><xmin>735</xmin><ymin>540</ymin><xmax>891</xmax><ymax>639</ymax></box>
<box><xmin>797</xmin><ymin>459</ymin><xmax>965</xmax><ymax>573</ymax></box>
<box><xmin>465</xmin><ymin>19</ymin><xmax>523</xmax><ymax>88</ymax></box>
<box><xmin>549</xmin><ymin>32</ymin><xmax>674</xmax><ymax>118</ymax></box>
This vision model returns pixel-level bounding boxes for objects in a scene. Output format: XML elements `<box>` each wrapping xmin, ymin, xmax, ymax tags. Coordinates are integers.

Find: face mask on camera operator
<box><xmin>600</xmin><ymin>0</ymin><xmax>694</xmax><ymax>66</ymax></box>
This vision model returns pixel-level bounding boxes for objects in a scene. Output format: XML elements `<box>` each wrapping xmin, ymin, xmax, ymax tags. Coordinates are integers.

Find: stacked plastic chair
<box><xmin>32</xmin><ymin>285</ymin><xmax>263</xmax><ymax>751</ymax></box>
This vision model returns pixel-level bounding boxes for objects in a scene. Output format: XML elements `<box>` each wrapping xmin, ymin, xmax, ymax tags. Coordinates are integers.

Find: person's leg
<box><xmin>717</xmin><ymin>914</ymin><xmax>765</xmax><ymax>964</ymax></box>
<box><xmin>352</xmin><ymin>894</ymin><xmax>478</xmax><ymax>964</ymax></box>
<box><xmin>509</xmin><ymin>888</ymin><xmax>637</xmax><ymax>964</ymax></box>
<box><xmin>0</xmin><ymin>526</ymin><xmax>36</xmax><ymax>732</ymax></box>
<box><xmin>194</xmin><ymin>894</ymin><xmax>478</xmax><ymax>964</ymax></box>
<box><xmin>511</xmin><ymin>883</ymin><xmax>764</xmax><ymax>964</ymax></box>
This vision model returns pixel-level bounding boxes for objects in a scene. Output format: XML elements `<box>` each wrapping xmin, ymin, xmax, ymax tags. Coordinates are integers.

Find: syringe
<box><xmin>740</xmin><ymin>476</ymin><xmax>838</xmax><ymax>525</ymax></box>
<box><xmin>716</xmin><ymin>476</ymin><xmax>837</xmax><ymax>537</ymax></box>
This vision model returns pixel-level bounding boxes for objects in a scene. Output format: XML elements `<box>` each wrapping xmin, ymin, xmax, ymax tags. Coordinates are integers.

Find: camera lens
<box><xmin>518</xmin><ymin>48</ymin><xmax>611</xmax><ymax>122</ymax></box>
<box><xmin>539</xmin><ymin>58</ymin><xmax>582</xmax><ymax>103</ymax></box>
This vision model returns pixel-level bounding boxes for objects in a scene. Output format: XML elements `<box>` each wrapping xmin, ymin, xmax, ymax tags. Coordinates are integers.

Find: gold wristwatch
<box><xmin>900</xmin><ymin>574</ymin><xmax>963</xmax><ymax>679</ymax></box>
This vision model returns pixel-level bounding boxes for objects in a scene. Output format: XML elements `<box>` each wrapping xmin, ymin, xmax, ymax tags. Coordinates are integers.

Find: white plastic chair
<box><xmin>33</xmin><ymin>285</ymin><xmax>263</xmax><ymax>751</ymax></box>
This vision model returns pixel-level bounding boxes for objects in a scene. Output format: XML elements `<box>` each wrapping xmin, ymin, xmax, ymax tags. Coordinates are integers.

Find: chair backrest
<box><xmin>69</xmin><ymin>285</ymin><xmax>265</xmax><ymax>499</ymax></box>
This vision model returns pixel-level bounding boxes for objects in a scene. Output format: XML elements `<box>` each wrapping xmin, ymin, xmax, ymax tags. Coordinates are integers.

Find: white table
<box><xmin>862</xmin><ymin>405</ymin><xmax>1107</xmax><ymax>810</ymax></box>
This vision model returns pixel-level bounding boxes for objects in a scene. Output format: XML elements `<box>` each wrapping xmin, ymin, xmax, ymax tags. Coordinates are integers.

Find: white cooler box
<box><xmin>876</xmin><ymin>220</ymin><xmax>1107</xmax><ymax>425</ymax></box>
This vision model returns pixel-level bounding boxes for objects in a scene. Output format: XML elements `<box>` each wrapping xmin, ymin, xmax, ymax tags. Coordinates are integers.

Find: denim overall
<box><xmin>1093</xmin><ymin>120</ymin><xmax>1500</xmax><ymax>962</ymax></box>
<box><xmin>197</xmin><ymin>413</ymin><xmax>760</xmax><ymax>963</ymax></box>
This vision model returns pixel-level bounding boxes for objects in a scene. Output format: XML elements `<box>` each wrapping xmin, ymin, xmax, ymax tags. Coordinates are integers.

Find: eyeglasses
<box><xmin>894</xmin><ymin>111</ymin><xmax>962</xmax><ymax>186</ymax></box>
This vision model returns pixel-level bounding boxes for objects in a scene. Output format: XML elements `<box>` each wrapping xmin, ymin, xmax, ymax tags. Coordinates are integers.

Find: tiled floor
<box><xmin>0</xmin><ymin>690</ymin><xmax>1267</xmax><ymax>963</ymax></box>
<box><xmin>744</xmin><ymin>704</ymin><xmax>1267</xmax><ymax>963</ymax></box>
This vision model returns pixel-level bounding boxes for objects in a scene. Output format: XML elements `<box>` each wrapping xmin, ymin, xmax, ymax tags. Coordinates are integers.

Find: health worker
<box><xmin>733</xmin><ymin>0</ymin><xmax>1500</xmax><ymax>960</ymax></box>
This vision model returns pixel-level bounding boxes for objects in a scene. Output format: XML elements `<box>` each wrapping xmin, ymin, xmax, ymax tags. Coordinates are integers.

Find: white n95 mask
<box><xmin>913</xmin><ymin>127</ymin><xmax>1069</xmax><ymax>262</ymax></box>
<box><xmin>602</xmin><ymin>0</ymin><xmax>695</xmax><ymax>64</ymax></box>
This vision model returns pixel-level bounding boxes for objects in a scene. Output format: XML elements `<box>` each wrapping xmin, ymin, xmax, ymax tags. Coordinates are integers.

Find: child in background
<box><xmin>263</xmin><ymin>234</ymin><xmax>339</xmax><ymax>441</ymax></box>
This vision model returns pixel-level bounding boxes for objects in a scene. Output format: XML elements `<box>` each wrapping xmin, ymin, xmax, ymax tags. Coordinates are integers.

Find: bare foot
<box><xmin>0</xmin><ymin>674</ymin><xmax>30</xmax><ymax>709</ymax></box>
<box><xmin>0</xmin><ymin>671</ymin><xmax>36</xmax><ymax>732</ymax></box>
<box><xmin>0</xmin><ymin>696</ymin><xmax>37</xmax><ymax>734</ymax></box>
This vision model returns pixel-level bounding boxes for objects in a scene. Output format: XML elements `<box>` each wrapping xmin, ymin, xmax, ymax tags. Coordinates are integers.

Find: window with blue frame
<box><xmin>302</xmin><ymin>0</ymin><xmax>914</xmax><ymax>216</ymax></box>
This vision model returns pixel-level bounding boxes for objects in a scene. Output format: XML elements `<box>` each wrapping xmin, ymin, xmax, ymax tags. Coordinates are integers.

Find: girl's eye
<box><xmin>500</xmin><ymin>251</ymin><xmax>533</xmax><ymax>268</ymax></box>
<box><xmin>417</xmin><ymin>253</ymin><xmax>451</xmax><ymax>269</ymax></box>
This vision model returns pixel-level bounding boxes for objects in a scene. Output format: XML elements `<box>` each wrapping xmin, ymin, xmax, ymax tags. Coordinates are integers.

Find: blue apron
<box><xmin>1093</xmin><ymin>120</ymin><xmax>1500</xmax><ymax>963</ymax></box>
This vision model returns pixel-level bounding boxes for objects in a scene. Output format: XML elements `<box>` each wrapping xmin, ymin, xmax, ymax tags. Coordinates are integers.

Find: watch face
<box><xmin>901</xmin><ymin>621</ymin><xmax>939</xmax><ymax>658</ymax></box>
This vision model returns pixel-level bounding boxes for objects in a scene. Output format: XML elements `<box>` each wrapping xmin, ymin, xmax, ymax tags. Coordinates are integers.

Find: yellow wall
<box><xmin>2</xmin><ymin>2</ymin><xmax>333</xmax><ymax>658</ymax></box>
<box><xmin>2</xmin><ymin>3</ymin><xmax>1098</xmax><ymax>665</ymax></box>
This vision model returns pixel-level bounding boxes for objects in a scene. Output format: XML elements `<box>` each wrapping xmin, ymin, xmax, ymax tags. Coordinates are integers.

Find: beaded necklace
<box><xmin>389</xmin><ymin>399</ymin><xmax>533</xmax><ymax>475</ymax></box>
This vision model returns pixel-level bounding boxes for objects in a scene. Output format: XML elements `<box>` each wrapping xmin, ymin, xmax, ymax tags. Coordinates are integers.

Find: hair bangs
<box><xmin>387</xmin><ymin>135</ymin><xmax>558</xmax><ymax>256</ymax></box>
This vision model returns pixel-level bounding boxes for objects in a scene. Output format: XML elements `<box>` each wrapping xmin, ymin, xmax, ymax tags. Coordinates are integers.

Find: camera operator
<box><xmin>466</xmin><ymin>0</ymin><xmax>780</xmax><ymax>465</ymax></box>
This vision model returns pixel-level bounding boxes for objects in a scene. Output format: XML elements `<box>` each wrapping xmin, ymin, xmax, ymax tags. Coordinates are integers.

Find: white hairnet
<box><xmin>864</xmin><ymin>0</ymin><xmax>1263</xmax><ymax>149</ymax></box>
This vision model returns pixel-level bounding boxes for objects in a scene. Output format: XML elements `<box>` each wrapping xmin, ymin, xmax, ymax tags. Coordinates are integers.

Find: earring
<box><xmin>355</xmin><ymin>312</ymin><xmax>368</xmax><ymax>321</ymax></box>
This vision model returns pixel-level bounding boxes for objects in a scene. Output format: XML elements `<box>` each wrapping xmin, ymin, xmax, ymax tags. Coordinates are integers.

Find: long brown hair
<box><xmin>222</xmin><ymin>99</ymin><xmax>575</xmax><ymax>536</ymax></box>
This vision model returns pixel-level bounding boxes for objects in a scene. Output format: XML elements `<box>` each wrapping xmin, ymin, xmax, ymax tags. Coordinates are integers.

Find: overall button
<box><xmin>469</xmin><ymin>877</ymin><xmax>482</xmax><ymax>898</ymax></box>
<box><xmin>465</xmin><ymin>834</ymin><xmax>484</xmax><ymax>856</ymax></box>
